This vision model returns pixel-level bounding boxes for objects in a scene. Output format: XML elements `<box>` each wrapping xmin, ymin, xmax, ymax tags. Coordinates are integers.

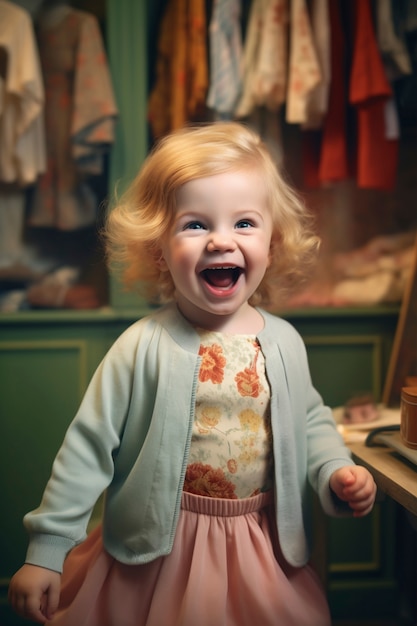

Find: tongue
<box><xmin>204</xmin><ymin>268</ymin><xmax>236</xmax><ymax>288</ymax></box>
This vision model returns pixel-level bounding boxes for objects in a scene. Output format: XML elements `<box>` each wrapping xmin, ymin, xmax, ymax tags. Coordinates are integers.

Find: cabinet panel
<box><xmin>329</xmin><ymin>509</ymin><xmax>381</xmax><ymax>572</ymax></box>
<box><xmin>328</xmin><ymin>499</ymin><xmax>399</xmax><ymax>615</ymax></box>
<box><xmin>0</xmin><ymin>319</ymin><xmax>123</xmax><ymax>625</ymax></box>
<box><xmin>0</xmin><ymin>340</ymin><xmax>88</xmax><ymax>576</ymax></box>
<box><xmin>304</xmin><ymin>335</ymin><xmax>383</xmax><ymax>407</ymax></box>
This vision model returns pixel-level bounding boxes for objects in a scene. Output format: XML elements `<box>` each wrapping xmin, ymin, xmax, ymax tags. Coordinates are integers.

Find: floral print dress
<box><xmin>184</xmin><ymin>329</ymin><xmax>274</xmax><ymax>499</ymax></box>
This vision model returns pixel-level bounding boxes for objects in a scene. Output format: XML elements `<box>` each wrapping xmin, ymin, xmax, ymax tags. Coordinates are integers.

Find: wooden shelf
<box><xmin>349</xmin><ymin>440</ymin><xmax>417</xmax><ymax>517</ymax></box>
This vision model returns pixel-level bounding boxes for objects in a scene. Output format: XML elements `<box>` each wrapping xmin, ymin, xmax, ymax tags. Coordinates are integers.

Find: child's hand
<box><xmin>8</xmin><ymin>564</ymin><xmax>61</xmax><ymax>623</ymax></box>
<box><xmin>330</xmin><ymin>466</ymin><xmax>377</xmax><ymax>517</ymax></box>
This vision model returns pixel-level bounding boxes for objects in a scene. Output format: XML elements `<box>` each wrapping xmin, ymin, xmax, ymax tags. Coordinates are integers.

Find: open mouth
<box><xmin>201</xmin><ymin>266</ymin><xmax>243</xmax><ymax>289</ymax></box>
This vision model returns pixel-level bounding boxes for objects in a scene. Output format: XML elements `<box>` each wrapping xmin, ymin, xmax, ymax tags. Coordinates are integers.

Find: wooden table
<box><xmin>349</xmin><ymin>438</ymin><xmax>417</xmax><ymax>624</ymax></box>
<box><xmin>349</xmin><ymin>440</ymin><xmax>417</xmax><ymax>518</ymax></box>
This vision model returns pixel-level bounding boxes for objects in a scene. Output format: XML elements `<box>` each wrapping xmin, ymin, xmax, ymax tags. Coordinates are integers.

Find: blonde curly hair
<box><xmin>104</xmin><ymin>122</ymin><xmax>320</xmax><ymax>306</ymax></box>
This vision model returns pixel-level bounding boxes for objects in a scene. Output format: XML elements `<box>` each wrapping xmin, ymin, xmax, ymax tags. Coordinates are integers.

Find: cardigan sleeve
<box><xmin>304</xmin><ymin>379</ymin><xmax>355</xmax><ymax>516</ymax></box>
<box><xmin>23</xmin><ymin>322</ymin><xmax>142</xmax><ymax>573</ymax></box>
<box><xmin>292</xmin><ymin>330</ymin><xmax>354</xmax><ymax>515</ymax></box>
<box><xmin>261</xmin><ymin>311</ymin><xmax>354</xmax><ymax>517</ymax></box>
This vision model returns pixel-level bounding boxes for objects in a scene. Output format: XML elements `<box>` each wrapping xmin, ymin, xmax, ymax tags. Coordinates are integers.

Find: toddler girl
<box><xmin>9</xmin><ymin>122</ymin><xmax>376</xmax><ymax>625</ymax></box>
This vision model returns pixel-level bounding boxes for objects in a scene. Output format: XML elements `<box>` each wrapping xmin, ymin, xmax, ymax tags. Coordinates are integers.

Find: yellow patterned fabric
<box><xmin>147</xmin><ymin>0</ymin><xmax>208</xmax><ymax>139</ymax></box>
<box><xmin>184</xmin><ymin>329</ymin><xmax>273</xmax><ymax>499</ymax></box>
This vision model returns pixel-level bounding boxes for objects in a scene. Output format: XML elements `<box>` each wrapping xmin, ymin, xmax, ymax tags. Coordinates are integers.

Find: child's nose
<box><xmin>207</xmin><ymin>231</ymin><xmax>236</xmax><ymax>252</ymax></box>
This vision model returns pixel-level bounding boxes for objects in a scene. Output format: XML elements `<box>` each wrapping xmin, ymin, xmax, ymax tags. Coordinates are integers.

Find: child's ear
<box><xmin>156</xmin><ymin>254</ymin><xmax>168</xmax><ymax>271</ymax></box>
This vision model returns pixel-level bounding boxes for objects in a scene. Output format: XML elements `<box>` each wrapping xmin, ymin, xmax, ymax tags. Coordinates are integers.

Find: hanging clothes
<box><xmin>206</xmin><ymin>0</ymin><xmax>243</xmax><ymax>119</ymax></box>
<box><xmin>285</xmin><ymin>0</ymin><xmax>321</xmax><ymax>124</ymax></box>
<box><xmin>235</xmin><ymin>0</ymin><xmax>289</xmax><ymax>118</ymax></box>
<box><xmin>302</xmin><ymin>0</ymin><xmax>331</xmax><ymax>130</ymax></box>
<box><xmin>0</xmin><ymin>0</ymin><xmax>45</xmax><ymax>268</ymax></box>
<box><xmin>29</xmin><ymin>5</ymin><xmax>118</xmax><ymax>231</ymax></box>
<box><xmin>148</xmin><ymin>0</ymin><xmax>208</xmax><ymax>139</ymax></box>
<box><xmin>301</xmin><ymin>0</ymin><xmax>349</xmax><ymax>187</ymax></box>
<box><xmin>0</xmin><ymin>0</ymin><xmax>46</xmax><ymax>186</ymax></box>
<box><xmin>376</xmin><ymin>0</ymin><xmax>412</xmax><ymax>81</ymax></box>
<box><xmin>375</xmin><ymin>0</ymin><xmax>410</xmax><ymax>168</ymax></box>
<box><xmin>234</xmin><ymin>0</ymin><xmax>289</xmax><ymax>165</ymax></box>
<box><xmin>317</xmin><ymin>0</ymin><xmax>349</xmax><ymax>184</ymax></box>
<box><xmin>349</xmin><ymin>0</ymin><xmax>398</xmax><ymax>191</ymax></box>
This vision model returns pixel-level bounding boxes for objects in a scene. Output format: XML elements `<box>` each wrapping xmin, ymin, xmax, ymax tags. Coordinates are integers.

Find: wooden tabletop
<box><xmin>349</xmin><ymin>440</ymin><xmax>417</xmax><ymax>517</ymax></box>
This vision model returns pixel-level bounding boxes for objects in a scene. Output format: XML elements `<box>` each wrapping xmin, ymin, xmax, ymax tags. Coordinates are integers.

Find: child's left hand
<box><xmin>330</xmin><ymin>466</ymin><xmax>377</xmax><ymax>517</ymax></box>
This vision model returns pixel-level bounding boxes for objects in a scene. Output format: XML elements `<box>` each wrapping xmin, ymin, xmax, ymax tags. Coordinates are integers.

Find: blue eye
<box><xmin>236</xmin><ymin>219</ymin><xmax>253</xmax><ymax>229</ymax></box>
<box><xmin>184</xmin><ymin>221</ymin><xmax>205</xmax><ymax>230</ymax></box>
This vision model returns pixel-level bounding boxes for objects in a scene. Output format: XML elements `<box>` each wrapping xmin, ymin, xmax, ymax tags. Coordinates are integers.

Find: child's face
<box><xmin>160</xmin><ymin>169</ymin><xmax>273</xmax><ymax>329</ymax></box>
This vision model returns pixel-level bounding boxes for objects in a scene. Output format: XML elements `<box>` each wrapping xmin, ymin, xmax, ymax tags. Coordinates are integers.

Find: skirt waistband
<box><xmin>181</xmin><ymin>490</ymin><xmax>273</xmax><ymax>516</ymax></box>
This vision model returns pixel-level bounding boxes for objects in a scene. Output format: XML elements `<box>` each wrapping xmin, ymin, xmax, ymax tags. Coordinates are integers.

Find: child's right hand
<box><xmin>8</xmin><ymin>564</ymin><xmax>61</xmax><ymax>623</ymax></box>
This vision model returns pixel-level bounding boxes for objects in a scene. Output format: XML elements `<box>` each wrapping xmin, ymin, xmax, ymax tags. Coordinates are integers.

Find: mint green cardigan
<box><xmin>24</xmin><ymin>303</ymin><xmax>353</xmax><ymax>572</ymax></box>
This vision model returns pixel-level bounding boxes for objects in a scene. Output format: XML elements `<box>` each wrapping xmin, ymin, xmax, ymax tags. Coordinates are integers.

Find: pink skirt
<box><xmin>46</xmin><ymin>491</ymin><xmax>331</xmax><ymax>626</ymax></box>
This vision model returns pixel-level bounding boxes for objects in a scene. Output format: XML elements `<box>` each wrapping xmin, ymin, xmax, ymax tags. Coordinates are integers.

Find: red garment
<box><xmin>318</xmin><ymin>0</ymin><xmax>349</xmax><ymax>184</ymax></box>
<box><xmin>302</xmin><ymin>0</ymin><xmax>348</xmax><ymax>188</ymax></box>
<box><xmin>349</xmin><ymin>0</ymin><xmax>398</xmax><ymax>190</ymax></box>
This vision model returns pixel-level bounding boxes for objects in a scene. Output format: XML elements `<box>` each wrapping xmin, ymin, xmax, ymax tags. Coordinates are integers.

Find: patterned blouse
<box><xmin>183</xmin><ymin>329</ymin><xmax>274</xmax><ymax>499</ymax></box>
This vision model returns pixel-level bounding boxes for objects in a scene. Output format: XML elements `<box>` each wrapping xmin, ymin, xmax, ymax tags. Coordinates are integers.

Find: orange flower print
<box><xmin>234</xmin><ymin>344</ymin><xmax>263</xmax><ymax>397</ymax></box>
<box><xmin>184</xmin><ymin>463</ymin><xmax>237</xmax><ymax>499</ymax></box>
<box><xmin>195</xmin><ymin>406</ymin><xmax>221</xmax><ymax>434</ymax></box>
<box><xmin>199</xmin><ymin>344</ymin><xmax>225</xmax><ymax>384</ymax></box>
<box><xmin>227</xmin><ymin>459</ymin><xmax>238</xmax><ymax>474</ymax></box>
